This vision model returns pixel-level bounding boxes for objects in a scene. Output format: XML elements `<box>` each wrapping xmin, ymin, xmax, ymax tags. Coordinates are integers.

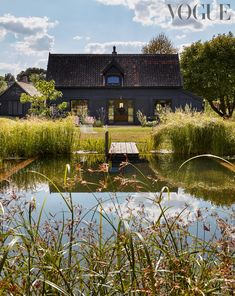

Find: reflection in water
<box><xmin>148</xmin><ymin>154</ymin><xmax>235</xmax><ymax>206</ymax></box>
<box><xmin>0</xmin><ymin>154</ymin><xmax>234</xmax><ymax>207</ymax></box>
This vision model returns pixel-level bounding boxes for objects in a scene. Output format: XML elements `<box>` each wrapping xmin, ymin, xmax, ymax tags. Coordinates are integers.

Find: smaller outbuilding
<box><xmin>0</xmin><ymin>81</ymin><xmax>40</xmax><ymax>117</ymax></box>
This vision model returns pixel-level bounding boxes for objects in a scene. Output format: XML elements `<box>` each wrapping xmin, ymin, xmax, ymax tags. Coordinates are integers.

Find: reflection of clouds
<box><xmin>102</xmin><ymin>190</ymin><xmax>228</xmax><ymax>223</ymax></box>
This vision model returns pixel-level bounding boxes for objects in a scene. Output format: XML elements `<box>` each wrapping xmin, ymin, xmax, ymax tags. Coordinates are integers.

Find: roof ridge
<box><xmin>49</xmin><ymin>53</ymin><xmax>179</xmax><ymax>57</ymax></box>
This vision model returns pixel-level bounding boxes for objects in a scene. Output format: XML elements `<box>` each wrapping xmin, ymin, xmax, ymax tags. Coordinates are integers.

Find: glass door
<box><xmin>108</xmin><ymin>100</ymin><xmax>134</xmax><ymax>124</ymax></box>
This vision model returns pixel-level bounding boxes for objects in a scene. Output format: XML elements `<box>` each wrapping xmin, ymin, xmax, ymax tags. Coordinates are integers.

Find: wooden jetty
<box><xmin>108</xmin><ymin>142</ymin><xmax>139</xmax><ymax>163</ymax></box>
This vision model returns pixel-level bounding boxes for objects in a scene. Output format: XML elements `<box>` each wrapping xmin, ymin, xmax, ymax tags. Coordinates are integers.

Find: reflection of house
<box><xmin>0</xmin><ymin>81</ymin><xmax>40</xmax><ymax>117</ymax></box>
<box><xmin>47</xmin><ymin>47</ymin><xmax>203</xmax><ymax>124</ymax></box>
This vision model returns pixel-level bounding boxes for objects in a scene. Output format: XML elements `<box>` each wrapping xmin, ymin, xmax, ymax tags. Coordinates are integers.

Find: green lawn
<box><xmin>78</xmin><ymin>126</ymin><xmax>154</xmax><ymax>153</ymax></box>
<box><xmin>80</xmin><ymin>126</ymin><xmax>153</xmax><ymax>142</ymax></box>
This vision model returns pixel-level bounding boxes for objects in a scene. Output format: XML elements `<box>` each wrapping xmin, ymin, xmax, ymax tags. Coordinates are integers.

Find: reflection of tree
<box><xmin>1</xmin><ymin>156</ymin><xmax>175</xmax><ymax>194</ymax></box>
<box><xmin>148</xmin><ymin>155</ymin><xmax>235</xmax><ymax>206</ymax></box>
<box><xmin>1</xmin><ymin>155</ymin><xmax>234</xmax><ymax>207</ymax></box>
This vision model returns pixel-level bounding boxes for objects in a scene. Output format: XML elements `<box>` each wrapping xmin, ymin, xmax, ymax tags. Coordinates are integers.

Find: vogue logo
<box><xmin>167</xmin><ymin>3</ymin><xmax>232</xmax><ymax>21</ymax></box>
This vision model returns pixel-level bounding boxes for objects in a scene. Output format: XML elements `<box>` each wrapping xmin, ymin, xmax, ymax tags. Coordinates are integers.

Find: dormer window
<box><xmin>102</xmin><ymin>56</ymin><xmax>124</xmax><ymax>87</ymax></box>
<box><xmin>106</xmin><ymin>75</ymin><xmax>122</xmax><ymax>86</ymax></box>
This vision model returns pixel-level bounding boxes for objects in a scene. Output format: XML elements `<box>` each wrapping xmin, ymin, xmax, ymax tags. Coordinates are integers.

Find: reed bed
<box><xmin>0</xmin><ymin>118</ymin><xmax>76</xmax><ymax>158</ymax></box>
<box><xmin>153</xmin><ymin>111</ymin><xmax>235</xmax><ymax>155</ymax></box>
<box><xmin>0</xmin><ymin>163</ymin><xmax>234</xmax><ymax>295</ymax></box>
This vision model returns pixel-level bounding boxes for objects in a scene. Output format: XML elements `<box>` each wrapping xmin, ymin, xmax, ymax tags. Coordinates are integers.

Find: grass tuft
<box><xmin>153</xmin><ymin>111</ymin><xmax>235</xmax><ymax>155</ymax></box>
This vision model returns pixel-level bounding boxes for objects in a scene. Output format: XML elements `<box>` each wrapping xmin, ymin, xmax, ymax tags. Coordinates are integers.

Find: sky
<box><xmin>0</xmin><ymin>0</ymin><xmax>234</xmax><ymax>76</ymax></box>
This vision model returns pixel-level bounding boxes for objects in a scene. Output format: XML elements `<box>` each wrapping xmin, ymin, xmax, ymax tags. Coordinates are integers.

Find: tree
<box><xmin>142</xmin><ymin>33</ymin><xmax>177</xmax><ymax>54</ymax></box>
<box><xmin>17</xmin><ymin>68</ymin><xmax>46</xmax><ymax>83</ymax></box>
<box><xmin>20</xmin><ymin>80</ymin><xmax>63</xmax><ymax>117</ymax></box>
<box><xmin>181</xmin><ymin>32</ymin><xmax>235</xmax><ymax>118</ymax></box>
<box><xmin>0</xmin><ymin>76</ymin><xmax>7</xmax><ymax>94</ymax></box>
<box><xmin>5</xmin><ymin>73</ymin><xmax>15</xmax><ymax>85</ymax></box>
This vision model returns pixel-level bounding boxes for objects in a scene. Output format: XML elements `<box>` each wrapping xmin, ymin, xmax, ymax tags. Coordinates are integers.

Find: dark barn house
<box><xmin>0</xmin><ymin>81</ymin><xmax>39</xmax><ymax>117</ymax></box>
<box><xmin>46</xmin><ymin>48</ymin><xmax>203</xmax><ymax>124</ymax></box>
<box><xmin>0</xmin><ymin>48</ymin><xmax>202</xmax><ymax>121</ymax></box>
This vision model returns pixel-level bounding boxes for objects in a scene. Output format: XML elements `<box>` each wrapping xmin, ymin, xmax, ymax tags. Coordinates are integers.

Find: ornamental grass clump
<box><xmin>0</xmin><ymin>118</ymin><xmax>76</xmax><ymax>158</ymax></box>
<box><xmin>153</xmin><ymin>111</ymin><xmax>235</xmax><ymax>155</ymax></box>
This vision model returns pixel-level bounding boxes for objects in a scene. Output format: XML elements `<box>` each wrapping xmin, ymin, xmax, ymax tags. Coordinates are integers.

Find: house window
<box><xmin>108</xmin><ymin>100</ymin><xmax>114</xmax><ymax>123</ymax></box>
<box><xmin>106</xmin><ymin>75</ymin><xmax>122</xmax><ymax>86</ymax></box>
<box><xmin>71</xmin><ymin>100</ymin><xmax>88</xmax><ymax>116</ymax></box>
<box><xmin>127</xmin><ymin>101</ymin><xmax>134</xmax><ymax>123</ymax></box>
<box><xmin>8</xmin><ymin>101</ymin><xmax>23</xmax><ymax>116</ymax></box>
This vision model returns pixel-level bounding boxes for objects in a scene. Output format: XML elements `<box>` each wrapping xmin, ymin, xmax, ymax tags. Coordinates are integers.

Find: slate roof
<box><xmin>17</xmin><ymin>82</ymin><xmax>41</xmax><ymax>96</ymax></box>
<box><xmin>46</xmin><ymin>53</ymin><xmax>182</xmax><ymax>88</ymax></box>
<box><xmin>0</xmin><ymin>81</ymin><xmax>41</xmax><ymax>98</ymax></box>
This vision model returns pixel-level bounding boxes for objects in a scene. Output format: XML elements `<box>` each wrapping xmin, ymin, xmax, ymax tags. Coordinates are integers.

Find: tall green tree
<box><xmin>5</xmin><ymin>73</ymin><xmax>15</xmax><ymax>85</ymax></box>
<box><xmin>0</xmin><ymin>76</ymin><xmax>7</xmax><ymax>94</ymax></box>
<box><xmin>181</xmin><ymin>32</ymin><xmax>235</xmax><ymax>118</ymax></box>
<box><xmin>17</xmin><ymin>67</ymin><xmax>46</xmax><ymax>82</ymax></box>
<box><xmin>20</xmin><ymin>80</ymin><xmax>63</xmax><ymax>117</ymax></box>
<box><xmin>142</xmin><ymin>33</ymin><xmax>177</xmax><ymax>54</ymax></box>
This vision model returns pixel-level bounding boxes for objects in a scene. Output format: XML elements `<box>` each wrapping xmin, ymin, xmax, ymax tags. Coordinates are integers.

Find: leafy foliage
<box><xmin>20</xmin><ymin>80</ymin><xmax>63</xmax><ymax>117</ymax></box>
<box><xmin>0</xmin><ymin>76</ymin><xmax>7</xmax><ymax>94</ymax></box>
<box><xmin>181</xmin><ymin>32</ymin><xmax>235</xmax><ymax>118</ymax></box>
<box><xmin>17</xmin><ymin>67</ymin><xmax>46</xmax><ymax>83</ymax></box>
<box><xmin>142</xmin><ymin>33</ymin><xmax>177</xmax><ymax>54</ymax></box>
<box><xmin>4</xmin><ymin>73</ymin><xmax>15</xmax><ymax>85</ymax></box>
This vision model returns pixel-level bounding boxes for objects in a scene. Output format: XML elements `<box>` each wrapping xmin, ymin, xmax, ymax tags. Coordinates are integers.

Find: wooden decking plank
<box><xmin>109</xmin><ymin>142</ymin><xmax>139</xmax><ymax>157</ymax></box>
<box><xmin>126</xmin><ymin>142</ymin><xmax>133</xmax><ymax>154</ymax></box>
<box><xmin>131</xmin><ymin>142</ymin><xmax>139</xmax><ymax>154</ymax></box>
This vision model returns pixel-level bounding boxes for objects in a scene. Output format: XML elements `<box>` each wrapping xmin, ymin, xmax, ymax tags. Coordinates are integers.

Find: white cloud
<box><xmin>0</xmin><ymin>62</ymin><xmax>21</xmax><ymax>76</ymax></box>
<box><xmin>176</xmin><ymin>34</ymin><xmax>186</xmax><ymax>39</ymax></box>
<box><xmin>0</xmin><ymin>29</ymin><xmax>6</xmax><ymax>40</ymax></box>
<box><xmin>85</xmin><ymin>40</ymin><xmax>146</xmax><ymax>53</ymax></box>
<box><xmin>73</xmin><ymin>35</ymin><xmax>83</xmax><ymax>41</ymax></box>
<box><xmin>101</xmin><ymin>191</ymin><xmax>210</xmax><ymax>224</ymax></box>
<box><xmin>0</xmin><ymin>14</ymin><xmax>57</xmax><ymax>37</ymax></box>
<box><xmin>74</xmin><ymin>35</ymin><xmax>91</xmax><ymax>42</ymax></box>
<box><xmin>96</xmin><ymin>0</ymin><xmax>235</xmax><ymax>31</ymax></box>
<box><xmin>34</xmin><ymin>58</ymin><xmax>48</xmax><ymax>69</ymax></box>
<box><xmin>0</xmin><ymin>14</ymin><xmax>57</xmax><ymax>55</ymax></box>
<box><xmin>14</xmin><ymin>34</ymin><xmax>54</xmax><ymax>56</ymax></box>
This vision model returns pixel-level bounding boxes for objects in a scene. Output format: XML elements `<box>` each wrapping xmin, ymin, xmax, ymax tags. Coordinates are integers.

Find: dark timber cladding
<box><xmin>0</xmin><ymin>81</ymin><xmax>40</xmax><ymax>117</ymax></box>
<box><xmin>45</xmin><ymin>49</ymin><xmax>203</xmax><ymax>125</ymax></box>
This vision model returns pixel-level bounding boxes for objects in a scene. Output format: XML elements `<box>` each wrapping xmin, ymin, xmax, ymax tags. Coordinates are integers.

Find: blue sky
<box><xmin>0</xmin><ymin>0</ymin><xmax>234</xmax><ymax>76</ymax></box>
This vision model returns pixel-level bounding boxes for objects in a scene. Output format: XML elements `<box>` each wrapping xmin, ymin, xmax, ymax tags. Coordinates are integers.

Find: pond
<box><xmin>0</xmin><ymin>154</ymin><xmax>234</xmax><ymax>241</ymax></box>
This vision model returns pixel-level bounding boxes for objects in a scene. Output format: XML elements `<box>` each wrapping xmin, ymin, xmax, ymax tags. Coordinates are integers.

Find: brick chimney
<box><xmin>21</xmin><ymin>75</ymin><xmax>29</xmax><ymax>83</ymax></box>
<box><xmin>112</xmin><ymin>46</ymin><xmax>117</xmax><ymax>55</ymax></box>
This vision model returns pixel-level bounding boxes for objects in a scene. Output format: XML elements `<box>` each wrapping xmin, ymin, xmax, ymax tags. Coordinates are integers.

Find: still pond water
<box><xmin>0</xmin><ymin>154</ymin><xmax>234</xmax><ymax>239</ymax></box>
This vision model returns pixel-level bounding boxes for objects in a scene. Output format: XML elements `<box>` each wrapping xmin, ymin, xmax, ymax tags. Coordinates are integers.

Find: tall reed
<box><xmin>0</xmin><ymin>118</ymin><xmax>76</xmax><ymax>158</ymax></box>
<box><xmin>153</xmin><ymin>111</ymin><xmax>235</xmax><ymax>155</ymax></box>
